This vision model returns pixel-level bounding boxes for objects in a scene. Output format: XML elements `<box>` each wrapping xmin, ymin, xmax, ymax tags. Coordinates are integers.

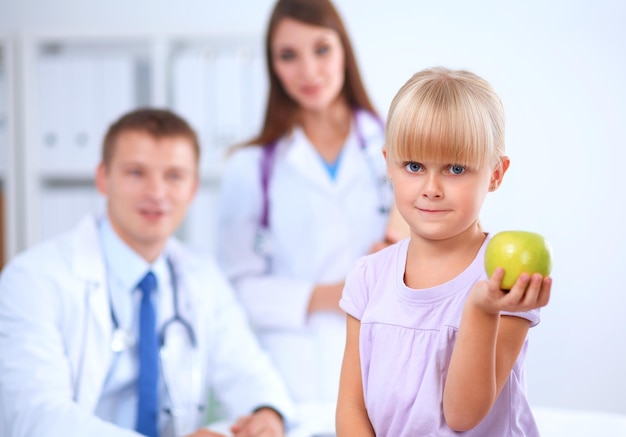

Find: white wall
<box><xmin>1</xmin><ymin>0</ymin><xmax>625</xmax><ymax>416</ymax></box>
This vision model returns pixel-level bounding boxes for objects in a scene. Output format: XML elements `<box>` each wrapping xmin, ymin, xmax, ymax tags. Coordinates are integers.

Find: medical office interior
<box><xmin>0</xmin><ymin>0</ymin><xmax>625</xmax><ymax>434</ymax></box>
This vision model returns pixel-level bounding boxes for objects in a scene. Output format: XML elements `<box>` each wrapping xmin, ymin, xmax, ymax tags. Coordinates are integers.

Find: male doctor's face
<box><xmin>95</xmin><ymin>130</ymin><xmax>199</xmax><ymax>262</ymax></box>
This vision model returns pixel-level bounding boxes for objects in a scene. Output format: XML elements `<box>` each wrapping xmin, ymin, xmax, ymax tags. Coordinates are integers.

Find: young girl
<box><xmin>336</xmin><ymin>67</ymin><xmax>552</xmax><ymax>436</ymax></box>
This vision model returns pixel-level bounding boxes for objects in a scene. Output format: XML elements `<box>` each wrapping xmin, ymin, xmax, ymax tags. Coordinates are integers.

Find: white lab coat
<box><xmin>216</xmin><ymin>110</ymin><xmax>390</xmax><ymax>408</ymax></box>
<box><xmin>0</xmin><ymin>215</ymin><xmax>293</xmax><ymax>437</ymax></box>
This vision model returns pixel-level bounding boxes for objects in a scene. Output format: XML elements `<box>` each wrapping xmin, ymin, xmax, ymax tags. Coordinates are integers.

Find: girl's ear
<box><xmin>489</xmin><ymin>156</ymin><xmax>510</xmax><ymax>191</ymax></box>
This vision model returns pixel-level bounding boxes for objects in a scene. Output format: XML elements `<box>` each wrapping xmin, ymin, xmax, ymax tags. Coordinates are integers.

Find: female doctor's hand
<box><xmin>230</xmin><ymin>408</ymin><xmax>285</xmax><ymax>437</ymax></box>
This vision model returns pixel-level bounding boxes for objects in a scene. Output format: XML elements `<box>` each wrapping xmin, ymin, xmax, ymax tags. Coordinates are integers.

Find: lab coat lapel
<box><xmin>69</xmin><ymin>215</ymin><xmax>114</xmax><ymax>410</ymax></box>
<box><xmin>285</xmin><ymin>128</ymin><xmax>335</xmax><ymax>192</ymax></box>
<box><xmin>333</xmin><ymin>129</ymin><xmax>363</xmax><ymax>191</ymax></box>
<box><xmin>286</xmin><ymin>111</ymin><xmax>384</xmax><ymax>193</ymax></box>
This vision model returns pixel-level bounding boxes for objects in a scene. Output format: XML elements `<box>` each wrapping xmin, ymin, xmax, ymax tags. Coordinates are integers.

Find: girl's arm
<box><xmin>443</xmin><ymin>268</ymin><xmax>552</xmax><ymax>431</ymax></box>
<box><xmin>336</xmin><ymin>315</ymin><xmax>375</xmax><ymax>437</ymax></box>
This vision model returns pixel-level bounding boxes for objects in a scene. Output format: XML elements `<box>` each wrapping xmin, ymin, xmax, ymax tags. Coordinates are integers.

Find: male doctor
<box><xmin>0</xmin><ymin>108</ymin><xmax>293</xmax><ymax>437</ymax></box>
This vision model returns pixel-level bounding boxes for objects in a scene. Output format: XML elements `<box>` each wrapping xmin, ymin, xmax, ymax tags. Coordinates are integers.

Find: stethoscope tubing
<box><xmin>103</xmin><ymin>257</ymin><xmax>203</xmax><ymax>431</ymax></box>
<box><xmin>255</xmin><ymin>111</ymin><xmax>390</xmax><ymax>256</ymax></box>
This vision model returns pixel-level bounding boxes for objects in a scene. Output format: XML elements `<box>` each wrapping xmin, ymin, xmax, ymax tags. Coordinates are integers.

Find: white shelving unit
<box><xmin>0</xmin><ymin>36</ymin><xmax>18</xmax><ymax>265</ymax></box>
<box><xmin>19</xmin><ymin>32</ymin><xmax>155</xmax><ymax>248</ymax></box>
<box><xmin>14</xmin><ymin>31</ymin><xmax>266</xmax><ymax>255</ymax></box>
<box><xmin>166</xmin><ymin>34</ymin><xmax>266</xmax><ymax>254</ymax></box>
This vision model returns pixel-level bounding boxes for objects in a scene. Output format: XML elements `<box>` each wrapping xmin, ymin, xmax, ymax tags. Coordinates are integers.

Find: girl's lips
<box><xmin>418</xmin><ymin>207</ymin><xmax>449</xmax><ymax>214</ymax></box>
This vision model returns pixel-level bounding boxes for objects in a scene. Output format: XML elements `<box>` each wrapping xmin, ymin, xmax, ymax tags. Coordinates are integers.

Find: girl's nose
<box><xmin>422</xmin><ymin>174</ymin><xmax>443</xmax><ymax>199</ymax></box>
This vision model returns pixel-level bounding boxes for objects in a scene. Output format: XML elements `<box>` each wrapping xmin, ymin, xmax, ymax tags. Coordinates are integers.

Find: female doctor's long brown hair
<box><xmin>241</xmin><ymin>0</ymin><xmax>378</xmax><ymax>148</ymax></box>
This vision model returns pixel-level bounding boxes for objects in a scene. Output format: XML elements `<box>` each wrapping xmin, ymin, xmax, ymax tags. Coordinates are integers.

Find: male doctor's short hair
<box><xmin>101</xmin><ymin>108</ymin><xmax>201</xmax><ymax>167</ymax></box>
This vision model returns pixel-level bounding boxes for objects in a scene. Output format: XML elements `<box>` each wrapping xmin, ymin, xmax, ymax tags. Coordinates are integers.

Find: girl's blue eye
<box><xmin>449</xmin><ymin>164</ymin><xmax>466</xmax><ymax>175</ymax></box>
<box><xmin>405</xmin><ymin>162</ymin><xmax>422</xmax><ymax>173</ymax></box>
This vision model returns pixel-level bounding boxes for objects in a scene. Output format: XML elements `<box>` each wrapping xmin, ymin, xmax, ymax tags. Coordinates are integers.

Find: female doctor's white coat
<box><xmin>216</xmin><ymin>110</ymin><xmax>390</xmax><ymax>407</ymax></box>
<box><xmin>0</xmin><ymin>215</ymin><xmax>293</xmax><ymax>437</ymax></box>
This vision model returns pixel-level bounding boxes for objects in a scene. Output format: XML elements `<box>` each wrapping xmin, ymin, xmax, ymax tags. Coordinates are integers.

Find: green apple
<box><xmin>484</xmin><ymin>230</ymin><xmax>553</xmax><ymax>290</ymax></box>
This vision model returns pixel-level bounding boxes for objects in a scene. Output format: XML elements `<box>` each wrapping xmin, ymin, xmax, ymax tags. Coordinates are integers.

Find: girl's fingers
<box><xmin>506</xmin><ymin>273</ymin><xmax>551</xmax><ymax>311</ymax></box>
<box><xmin>488</xmin><ymin>267</ymin><xmax>506</xmax><ymax>290</ymax></box>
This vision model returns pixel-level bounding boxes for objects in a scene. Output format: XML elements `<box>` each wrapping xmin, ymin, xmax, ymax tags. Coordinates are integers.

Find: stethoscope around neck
<box><xmin>108</xmin><ymin>258</ymin><xmax>204</xmax><ymax>435</ymax></box>
<box><xmin>254</xmin><ymin>110</ymin><xmax>392</xmax><ymax>256</ymax></box>
<box><xmin>109</xmin><ymin>258</ymin><xmax>197</xmax><ymax>353</ymax></box>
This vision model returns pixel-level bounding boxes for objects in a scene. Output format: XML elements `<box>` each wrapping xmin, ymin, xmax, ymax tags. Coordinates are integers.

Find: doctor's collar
<box><xmin>98</xmin><ymin>217</ymin><xmax>169</xmax><ymax>294</ymax></box>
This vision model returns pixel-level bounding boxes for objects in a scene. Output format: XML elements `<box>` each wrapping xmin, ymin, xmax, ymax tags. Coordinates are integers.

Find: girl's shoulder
<box><xmin>353</xmin><ymin>238</ymin><xmax>409</xmax><ymax>282</ymax></box>
<box><xmin>342</xmin><ymin>239</ymin><xmax>408</xmax><ymax>316</ymax></box>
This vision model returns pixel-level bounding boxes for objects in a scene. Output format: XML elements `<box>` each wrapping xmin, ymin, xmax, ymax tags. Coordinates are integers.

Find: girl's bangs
<box><xmin>387</xmin><ymin>79</ymin><xmax>497</xmax><ymax>169</ymax></box>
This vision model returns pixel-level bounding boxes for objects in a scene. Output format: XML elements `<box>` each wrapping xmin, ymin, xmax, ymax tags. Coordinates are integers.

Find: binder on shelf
<box><xmin>171</xmin><ymin>49</ymin><xmax>216</xmax><ymax>173</ymax></box>
<box><xmin>38</xmin><ymin>54</ymin><xmax>69</xmax><ymax>173</ymax></box>
<box><xmin>66</xmin><ymin>56</ymin><xmax>97</xmax><ymax>174</ymax></box>
<box><xmin>93</xmin><ymin>54</ymin><xmax>137</xmax><ymax>167</ymax></box>
<box><xmin>169</xmin><ymin>40</ymin><xmax>267</xmax><ymax>177</ymax></box>
<box><xmin>38</xmin><ymin>48</ymin><xmax>143</xmax><ymax>178</ymax></box>
<box><xmin>214</xmin><ymin>50</ymin><xmax>243</xmax><ymax>150</ymax></box>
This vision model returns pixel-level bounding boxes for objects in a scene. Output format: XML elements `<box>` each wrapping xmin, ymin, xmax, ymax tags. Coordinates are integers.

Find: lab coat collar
<box><xmin>282</xmin><ymin>109</ymin><xmax>384</xmax><ymax>192</ymax></box>
<box><xmin>98</xmin><ymin>216</ymin><xmax>169</xmax><ymax>297</ymax></box>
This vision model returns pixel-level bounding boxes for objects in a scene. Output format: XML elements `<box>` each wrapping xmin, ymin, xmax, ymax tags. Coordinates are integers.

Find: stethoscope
<box><xmin>255</xmin><ymin>111</ymin><xmax>392</xmax><ymax>256</ymax></box>
<box><xmin>108</xmin><ymin>258</ymin><xmax>204</xmax><ymax>436</ymax></box>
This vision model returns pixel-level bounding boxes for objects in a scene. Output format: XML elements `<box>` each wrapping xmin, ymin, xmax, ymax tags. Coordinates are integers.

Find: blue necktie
<box><xmin>136</xmin><ymin>271</ymin><xmax>159</xmax><ymax>437</ymax></box>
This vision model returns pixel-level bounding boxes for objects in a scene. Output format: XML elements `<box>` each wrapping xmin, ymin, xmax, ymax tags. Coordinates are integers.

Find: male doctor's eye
<box><xmin>166</xmin><ymin>171</ymin><xmax>183</xmax><ymax>182</ymax></box>
<box><xmin>127</xmin><ymin>168</ymin><xmax>144</xmax><ymax>177</ymax></box>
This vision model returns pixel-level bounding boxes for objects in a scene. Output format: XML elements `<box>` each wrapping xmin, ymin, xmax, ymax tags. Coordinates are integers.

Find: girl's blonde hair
<box><xmin>385</xmin><ymin>67</ymin><xmax>505</xmax><ymax>169</ymax></box>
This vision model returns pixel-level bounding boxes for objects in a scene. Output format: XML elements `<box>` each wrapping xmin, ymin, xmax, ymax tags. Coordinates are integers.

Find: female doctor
<box><xmin>216</xmin><ymin>0</ymin><xmax>403</xmax><ymax>429</ymax></box>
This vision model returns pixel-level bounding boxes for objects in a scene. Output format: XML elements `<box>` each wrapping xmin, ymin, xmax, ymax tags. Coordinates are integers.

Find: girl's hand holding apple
<box><xmin>469</xmin><ymin>267</ymin><xmax>552</xmax><ymax>316</ymax></box>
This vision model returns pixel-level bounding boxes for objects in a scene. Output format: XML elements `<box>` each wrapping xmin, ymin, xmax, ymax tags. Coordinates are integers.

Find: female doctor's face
<box><xmin>95</xmin><ymin>130</ymin><xmax>198</xmax><ymax>262</ymax></box>
<box><xmin>271</xmin><ymin>17</ymin><xmax>346</xmax><ymax>113</ymax></box>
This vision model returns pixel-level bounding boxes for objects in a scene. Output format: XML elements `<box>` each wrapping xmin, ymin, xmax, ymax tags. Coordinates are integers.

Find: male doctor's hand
<box><xmin>230</xmin><ymin>408</ymin><xmax>285</xmax><ymax>437</ymax></box>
